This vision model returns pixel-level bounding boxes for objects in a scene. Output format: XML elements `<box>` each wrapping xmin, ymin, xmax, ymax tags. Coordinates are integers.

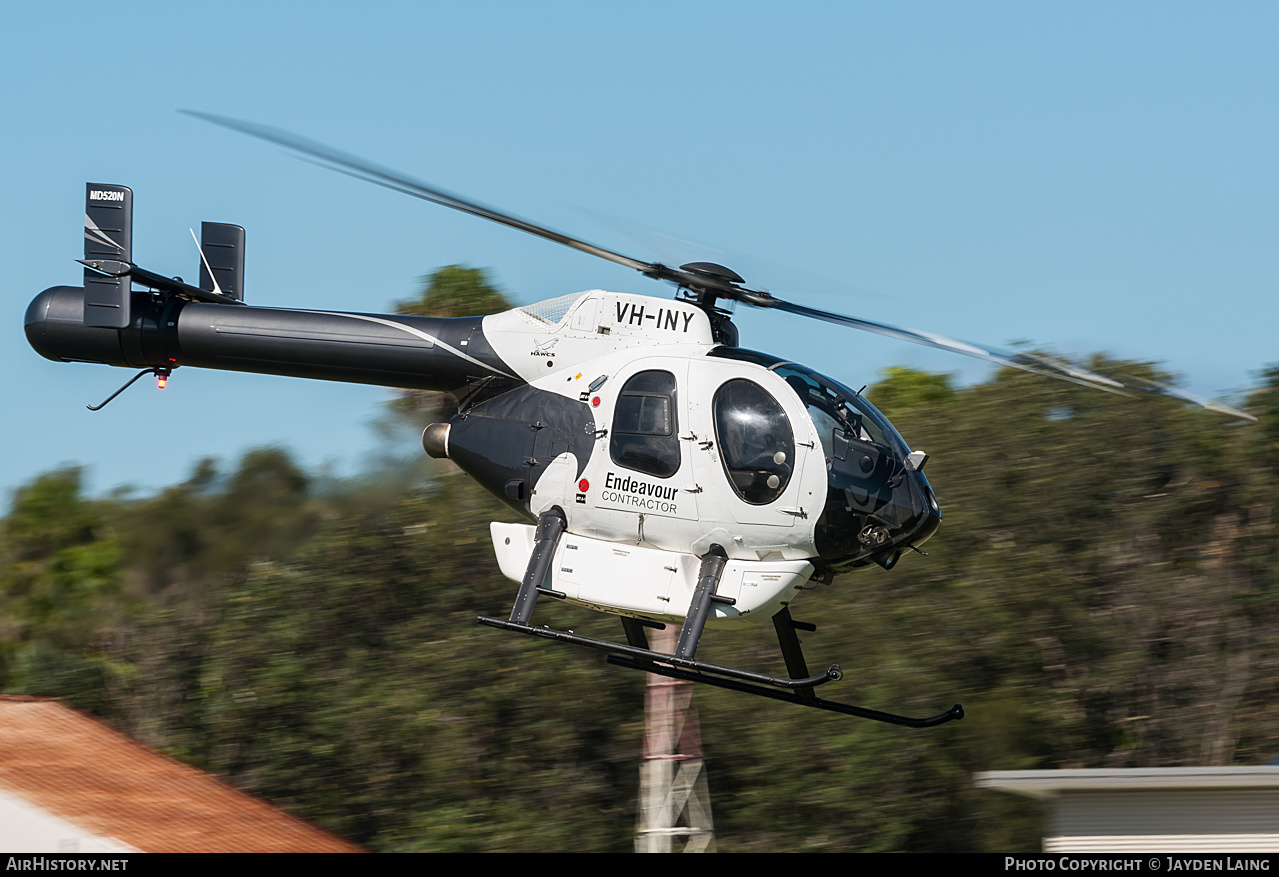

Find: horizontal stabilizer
<box><xmin>78</xmin><ymin>259</ymin><xmax>243</xmax><ymax>306</ymax></box>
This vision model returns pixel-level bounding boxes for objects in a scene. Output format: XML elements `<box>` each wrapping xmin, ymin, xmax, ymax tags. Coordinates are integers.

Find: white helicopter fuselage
<box><xmin>474</xmin><ymin>289</ymin><xmax>848</xmax><ymax>628</ymax></box>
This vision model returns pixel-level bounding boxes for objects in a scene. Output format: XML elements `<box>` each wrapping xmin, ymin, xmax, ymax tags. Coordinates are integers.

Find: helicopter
<box><xmin>24</xmin><ymin>114</ymin><xmax>1255</xmax><ymax>728</ymax></box>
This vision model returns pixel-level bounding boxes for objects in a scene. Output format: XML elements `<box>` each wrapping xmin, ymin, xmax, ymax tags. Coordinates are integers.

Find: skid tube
<box><xmin>476</xmin><ymin>615</ymin><xmax>964</xmax><ymax>728</ymax></box>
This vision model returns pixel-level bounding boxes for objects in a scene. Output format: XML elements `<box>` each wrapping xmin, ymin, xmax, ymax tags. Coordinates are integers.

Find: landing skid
<box><xmin>476</xmin><ymin>615</ymin><xmax>964</xmax><ymax>727</ymax></box>
<box><xmin>479</xmin><ymin>511</ymin><xmax>963</xmax><ymax>729</ymax></box>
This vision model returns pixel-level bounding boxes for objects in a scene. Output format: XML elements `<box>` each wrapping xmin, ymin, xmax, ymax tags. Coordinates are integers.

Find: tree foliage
<box><xmin>390</xmin><ymin>266</ymin><xmax>513</xmax><ymax>426</ymax></box>
<box><xmin>0</xmin><ymin>469</ymin><xmax>126</xmax><ymax>713</ymax></box>
<box><xmin>394</xmin><ymin>265</ymin><xmax>511</xmax><ymax>320</ymax></box>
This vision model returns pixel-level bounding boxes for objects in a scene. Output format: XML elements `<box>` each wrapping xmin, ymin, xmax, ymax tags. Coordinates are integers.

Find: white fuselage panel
<box><xmin>490</xmin><ymin>523</ymin><xmax>812</xmax><ymax>628</ymax></box>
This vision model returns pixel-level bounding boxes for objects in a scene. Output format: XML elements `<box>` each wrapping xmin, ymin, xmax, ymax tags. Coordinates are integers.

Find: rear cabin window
<box><xmin>610</xmin><ymin>370</ymin><xmax>681</xmax><ymax>478</ymax></box>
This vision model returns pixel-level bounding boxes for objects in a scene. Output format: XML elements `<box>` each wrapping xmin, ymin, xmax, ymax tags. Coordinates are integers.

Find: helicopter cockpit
<box><xmin>707</xmin><ymin>348</ymin><xmax>941</xmax><ymax>574</ymax></box>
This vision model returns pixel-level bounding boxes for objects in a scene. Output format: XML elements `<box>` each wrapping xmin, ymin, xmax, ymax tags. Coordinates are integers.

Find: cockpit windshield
<box><xmin>706</xmin><ymin>347</ymin><xmax>911</xmax><ymax>458</ymax></box>
<box><xmin>770</xmin><ymin>363</ymin><xmax>910</xmax><ymax>458</ymax></box>
<box><xmin>707</xmin><ymin>346</ymin><xmax>938</xmax><ymax>571</ymax></box>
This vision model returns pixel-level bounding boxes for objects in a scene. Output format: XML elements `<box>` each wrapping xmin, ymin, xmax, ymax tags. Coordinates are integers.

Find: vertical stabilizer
<box><xmin>199</xmin><ymin>222</ymin><xmax>246</xmax><ymax>301</ymax></box>
<box><xmin>83</xmin><ymin>183</ymin><xmax>133</xmax><ymax>328</ymax></box>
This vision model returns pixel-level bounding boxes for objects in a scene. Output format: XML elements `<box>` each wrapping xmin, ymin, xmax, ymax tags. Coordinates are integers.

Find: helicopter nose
<box><xmin>815</xmin><ymin>449</ymin><xmax>941</xmax><ymax>572</ymax></box>
<box><xmin>866</xmin><ymin>467</ymin><xmax>940</xmax><ymax>565</ymax></box>
<box><xmin>879</xmin><ymin>470</ymin><xmax>941</xmax><ymax>539</ymax></box>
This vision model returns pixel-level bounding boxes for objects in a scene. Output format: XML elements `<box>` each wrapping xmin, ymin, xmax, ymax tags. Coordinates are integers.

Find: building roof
<box><xmin>0</xmin><ymin>696</ymin><xmax>361</xmax><ymax>853</ymax></box>
<box><xmin>975</xmin><ymin>766</ymin><xmax>1279</xmax><ymax>801</ymax></box>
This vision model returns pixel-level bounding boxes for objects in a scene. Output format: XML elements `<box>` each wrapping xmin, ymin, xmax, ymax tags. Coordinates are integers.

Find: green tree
<box><xmin>867</xmin><ymin>366</ymin><xmax>957</xmax><ymax>417</ymax></box>
<box><xmin>1249</xmin><ymin>365</ymin><xmax>1279</xmax><ymax>474</ymax></box>
<box><xmin>111</xmin><ymin>449</ymin><xmax>318</xmax><ymax>758</ymax></box>
<box><xmin>391</xmin><ymin>266</ymin><xmax>513</xmax><ymax>426</ymax></box>
<box><xmin>395</xmin><ymin>265</ymin><xmax>511</xmax><ymax>319</ymax></box>
<box><xmin>0</xmin><ymin>469</ymin><xmax>128</xmax><ymax>712</ymax></box>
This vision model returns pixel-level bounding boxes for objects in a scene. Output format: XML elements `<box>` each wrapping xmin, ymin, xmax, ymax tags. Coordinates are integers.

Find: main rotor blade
<box><xmin>182</xmin><ymin>111</ymin><xmax>657</xmax><ymax>276</ymax></box>
<box><xmin>762</xmin><ymin>297</ymin><xmax>1120</xmax><ymax>387</ymax></box>
<box><xmin>185</xmin><ymin>112</ymin><xmax>1254</xmax><ymax>422</ymax></box>
<box><xmin>759</xmin><ymin>297</ymin><xmax>1256</xmax><ymax>421</ymax></box>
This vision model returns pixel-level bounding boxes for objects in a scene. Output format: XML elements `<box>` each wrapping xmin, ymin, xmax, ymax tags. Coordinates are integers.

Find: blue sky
<box><xmin>5</xmin><ymin>2</ymin><xmax>1277</xmax><ymax>501</ymax></box>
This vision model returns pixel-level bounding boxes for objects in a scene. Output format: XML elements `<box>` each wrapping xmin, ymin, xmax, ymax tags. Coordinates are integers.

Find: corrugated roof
<box><xmin>0</xmin><ymin>696</ymin><xmax>362</xmax><ymax>853</ymax></box>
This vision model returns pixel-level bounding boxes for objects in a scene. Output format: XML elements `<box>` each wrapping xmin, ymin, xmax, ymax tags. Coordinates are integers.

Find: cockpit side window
<box><xmin>713</xmin><ymin>379</ymin><xmax>795</xmax><ymax>505</ymax></box>
<box><xmin>611</xmin><ymin>370</ymin><xmax>680</xmax><ymax>478</ymax></box>
<box><xmin>774</xmin><ymin>365</ymin><xmax>909</xmax><ymax>456</ymax></box>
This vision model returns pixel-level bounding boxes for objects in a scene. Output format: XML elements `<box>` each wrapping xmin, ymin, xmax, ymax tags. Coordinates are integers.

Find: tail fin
<box><xmin>83</xmin><ymin>184</ymin><xmax>133</xmax><ymax>328</ymax></box>
<box><xmin>199</xmin><ymin>222</ymin><xmax>246</xmax><ymax>301</ymax></box>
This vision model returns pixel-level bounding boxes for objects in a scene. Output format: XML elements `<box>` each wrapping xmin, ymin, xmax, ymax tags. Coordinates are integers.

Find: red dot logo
<box><xmin>591</xmin><ymin>396</ymin><xmax>601</xmax><ymax>407</ymax></box>
<box><xmin>578</xmin><ymin>479</ymin><xmax>589</xmax><ymax>492</ymax></box>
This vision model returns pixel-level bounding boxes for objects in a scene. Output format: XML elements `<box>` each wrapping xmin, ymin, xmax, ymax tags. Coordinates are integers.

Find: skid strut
<box><xmin>508</xmin><ymin>509</ymin><xmax>566</xmax><ymax>625</ymax></box>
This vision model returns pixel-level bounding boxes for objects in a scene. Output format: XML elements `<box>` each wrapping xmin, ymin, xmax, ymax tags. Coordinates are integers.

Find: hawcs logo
<box><xmin>530</xmin><ymin>337</ymin><xmax>558</xmax><ymax>357</ymax></box>
<box><xmin>89</xmin><ymin>190</ymin><xmax>126</xmax><ymax>202</ymax></box>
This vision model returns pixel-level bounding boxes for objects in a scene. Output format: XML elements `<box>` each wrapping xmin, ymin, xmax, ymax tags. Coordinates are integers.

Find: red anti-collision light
<box><xmin>578</xmin><ymin>479</ymin><xmax>589</xmax><ymax>492</ymax></box>
<box><xmin>157</xmin><ymin>375</ymin><xmax>168</xmax><ymax>389</ymax></box>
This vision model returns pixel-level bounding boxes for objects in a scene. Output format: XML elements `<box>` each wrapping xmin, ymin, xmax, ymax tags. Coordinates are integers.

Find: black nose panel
<box><xmin>814</xmin><ymin>447</ymin><xmax>940</xmax><ymax>571</ymax></box>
